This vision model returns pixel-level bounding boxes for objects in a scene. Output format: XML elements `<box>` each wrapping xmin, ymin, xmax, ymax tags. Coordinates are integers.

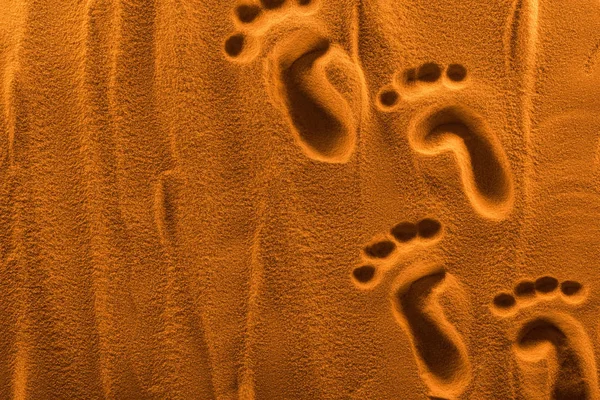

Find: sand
<box><xmin>1</xmin><ymin>0</ymin><xmax>600</xmax><ymax>398</ymax></box>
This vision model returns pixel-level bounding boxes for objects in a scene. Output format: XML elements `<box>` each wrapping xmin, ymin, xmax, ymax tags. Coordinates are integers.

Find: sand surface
<box><xmin>2</xmin><ymin>0</ymin><xmax>600</xmax><ymax>399</ymax></box>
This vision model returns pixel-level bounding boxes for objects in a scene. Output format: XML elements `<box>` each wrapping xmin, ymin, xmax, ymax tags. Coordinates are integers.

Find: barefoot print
<box><xmin>491</xmin><ymin>277</ymin><xmax>599</xmax><ymax>400</ymax></box>
<box><xmin>392</xmin><ymin>265</ymin><xmax>472</xmax><ymax>399</ymax></box>
<box><xmin>267</xmin><ymin>28</ymin><xmax>359</xmax><ymax>163</ymax></box>
<box><xmin>376</xmin><ymin>62</ymin><xmax>514</xmax><ymax>221</ymax></box>
<box><xmin>224</xmin><ymin>1</ymin><xmax>366</xmax><ymax>163</ymax></box>
<box><xmin>351</xmin><ymin>220</ymin><xmax>472</xmax><ymax>399</ymax></box>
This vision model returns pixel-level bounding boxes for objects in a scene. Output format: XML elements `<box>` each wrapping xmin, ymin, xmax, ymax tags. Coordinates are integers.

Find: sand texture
<box><xmin>2</xmin><ymin>0</ymin><xmax>600</xmax><ymax>399</ymax></box>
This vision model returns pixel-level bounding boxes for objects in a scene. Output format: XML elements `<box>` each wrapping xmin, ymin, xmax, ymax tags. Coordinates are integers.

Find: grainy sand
<box><xmin>2</xmin><ymin>0</ymin><xmax>600</xmax><ymax>399</ymax></box>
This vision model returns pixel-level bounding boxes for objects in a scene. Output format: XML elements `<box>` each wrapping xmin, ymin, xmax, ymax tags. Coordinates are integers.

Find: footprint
<box><xmin>491</xmin><ymin>278</ymin><xmax>599</xmax><ymax>400</ymax></box>
<box><xmin>375</xmin><ymin>62</ymin><xmax>511</xmax><ymax>219</ymax></box>
<box><xmin>392</xmin><ymin>266</ymin><xmax>472</xmax><ymax>399</ymax></box>
<box><xmin>225</xmin><ymin>2</ymin><xmax>362</xmax><ymax>162</ymax></box>
<box><xmin>269</xmin><ymin>28</ymin><xmax>359</xmax><ymax>163</ymax></box>
<box><xmin>408</xmin><ymin>103</ymin><xmax>514</xmax><ymax>220</ymax></box>
<box><xmin>351</xmin><ymin>220</ymin><xmax>469</xmax><ymax>397</ymax></box>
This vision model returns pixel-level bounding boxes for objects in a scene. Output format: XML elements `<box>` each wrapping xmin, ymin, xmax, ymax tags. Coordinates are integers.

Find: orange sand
<box><xmin>2</xmin><ymin>0</ymin><xmax>600</xmax><ymax>399</ymax></box>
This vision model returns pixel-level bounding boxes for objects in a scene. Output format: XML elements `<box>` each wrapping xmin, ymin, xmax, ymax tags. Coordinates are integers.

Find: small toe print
<box><xmin>446</xmin><ymin>64</ymin><xmax>467</xmax><ymax>82</ymax></box>
<box><xmin>225</xmin><ymin>34</ymin><xmax>245</xmax><ymax>57</ymax></box>
<box><xmin>493</xmin><ymin>292</ymin><xmax>516</xmax><ymax>309</ymax></box>
<box><xmin>364</xmin><ymin>240</ymin><xmax>396</xmax><ymax>259</ymax></box>
<box><xmin>236</xmin><ymin>4</ymin><xmax>262</xmax><ymax>23</ymax></box>
<box><xmin>297</xmin><ymin>0</ymin><xmax>311</xmax><ymax>4</ymax></box>
<box><xmin>416</xmin><ymin>63</ymin><xmax>442</xmax><ymax>83</ymax></box>
<box><xmin>561</xmin><ymin>281</ymin><xmax>582</xmax><ymax>296</ymax></box>
<box><xmin>534</xmin><ymin>276</ymin><xmax>559</xmax><ymax>294</ymax></box>
<box><xmin>417</xmin><ymin>218</ymin><xmax>442</xmax><ymax>239</ymax></box>
<box><xmin>378</xmin><ymin>89</ymin><xmax>399</xmax><ymax>108</ymax></box>
<box><xmin>353</xmin><ymin>265</ymin><xmax>375</xmax><ymax>283</ymax></box>
<box><xmin>514</xmin><ymin>280</ymin><xmax>536</xmax><ymax>298</ymax></box>
<box><xmin>390</xmin><ymin>222</ymin><xmax>418</xmax><ymax>242</ymax></box>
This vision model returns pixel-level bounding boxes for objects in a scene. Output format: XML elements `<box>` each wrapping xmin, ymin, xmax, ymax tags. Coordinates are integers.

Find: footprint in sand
<box><xmin>377</xmin><ymin>62</ymin><xmax>514</xmax><ymax>220</ymax></box>
<box><xmin>491</xmin><ymin>277</ymin><xmax>599</xmax><ymax>400</ymax></box>
<box><xmin>267</xmin><ymin>29</ymin><xmax>361</xmax><ymax>163</ymax></box>
<box><xmin>224</xmin><ymin>1</ymin><xmax>364</xmax><ymax>163</ymax></box>
<box><xmin>351</xmin><ymin>219</ymin><xmax>472</xmax><ymax>399</ymax></box>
